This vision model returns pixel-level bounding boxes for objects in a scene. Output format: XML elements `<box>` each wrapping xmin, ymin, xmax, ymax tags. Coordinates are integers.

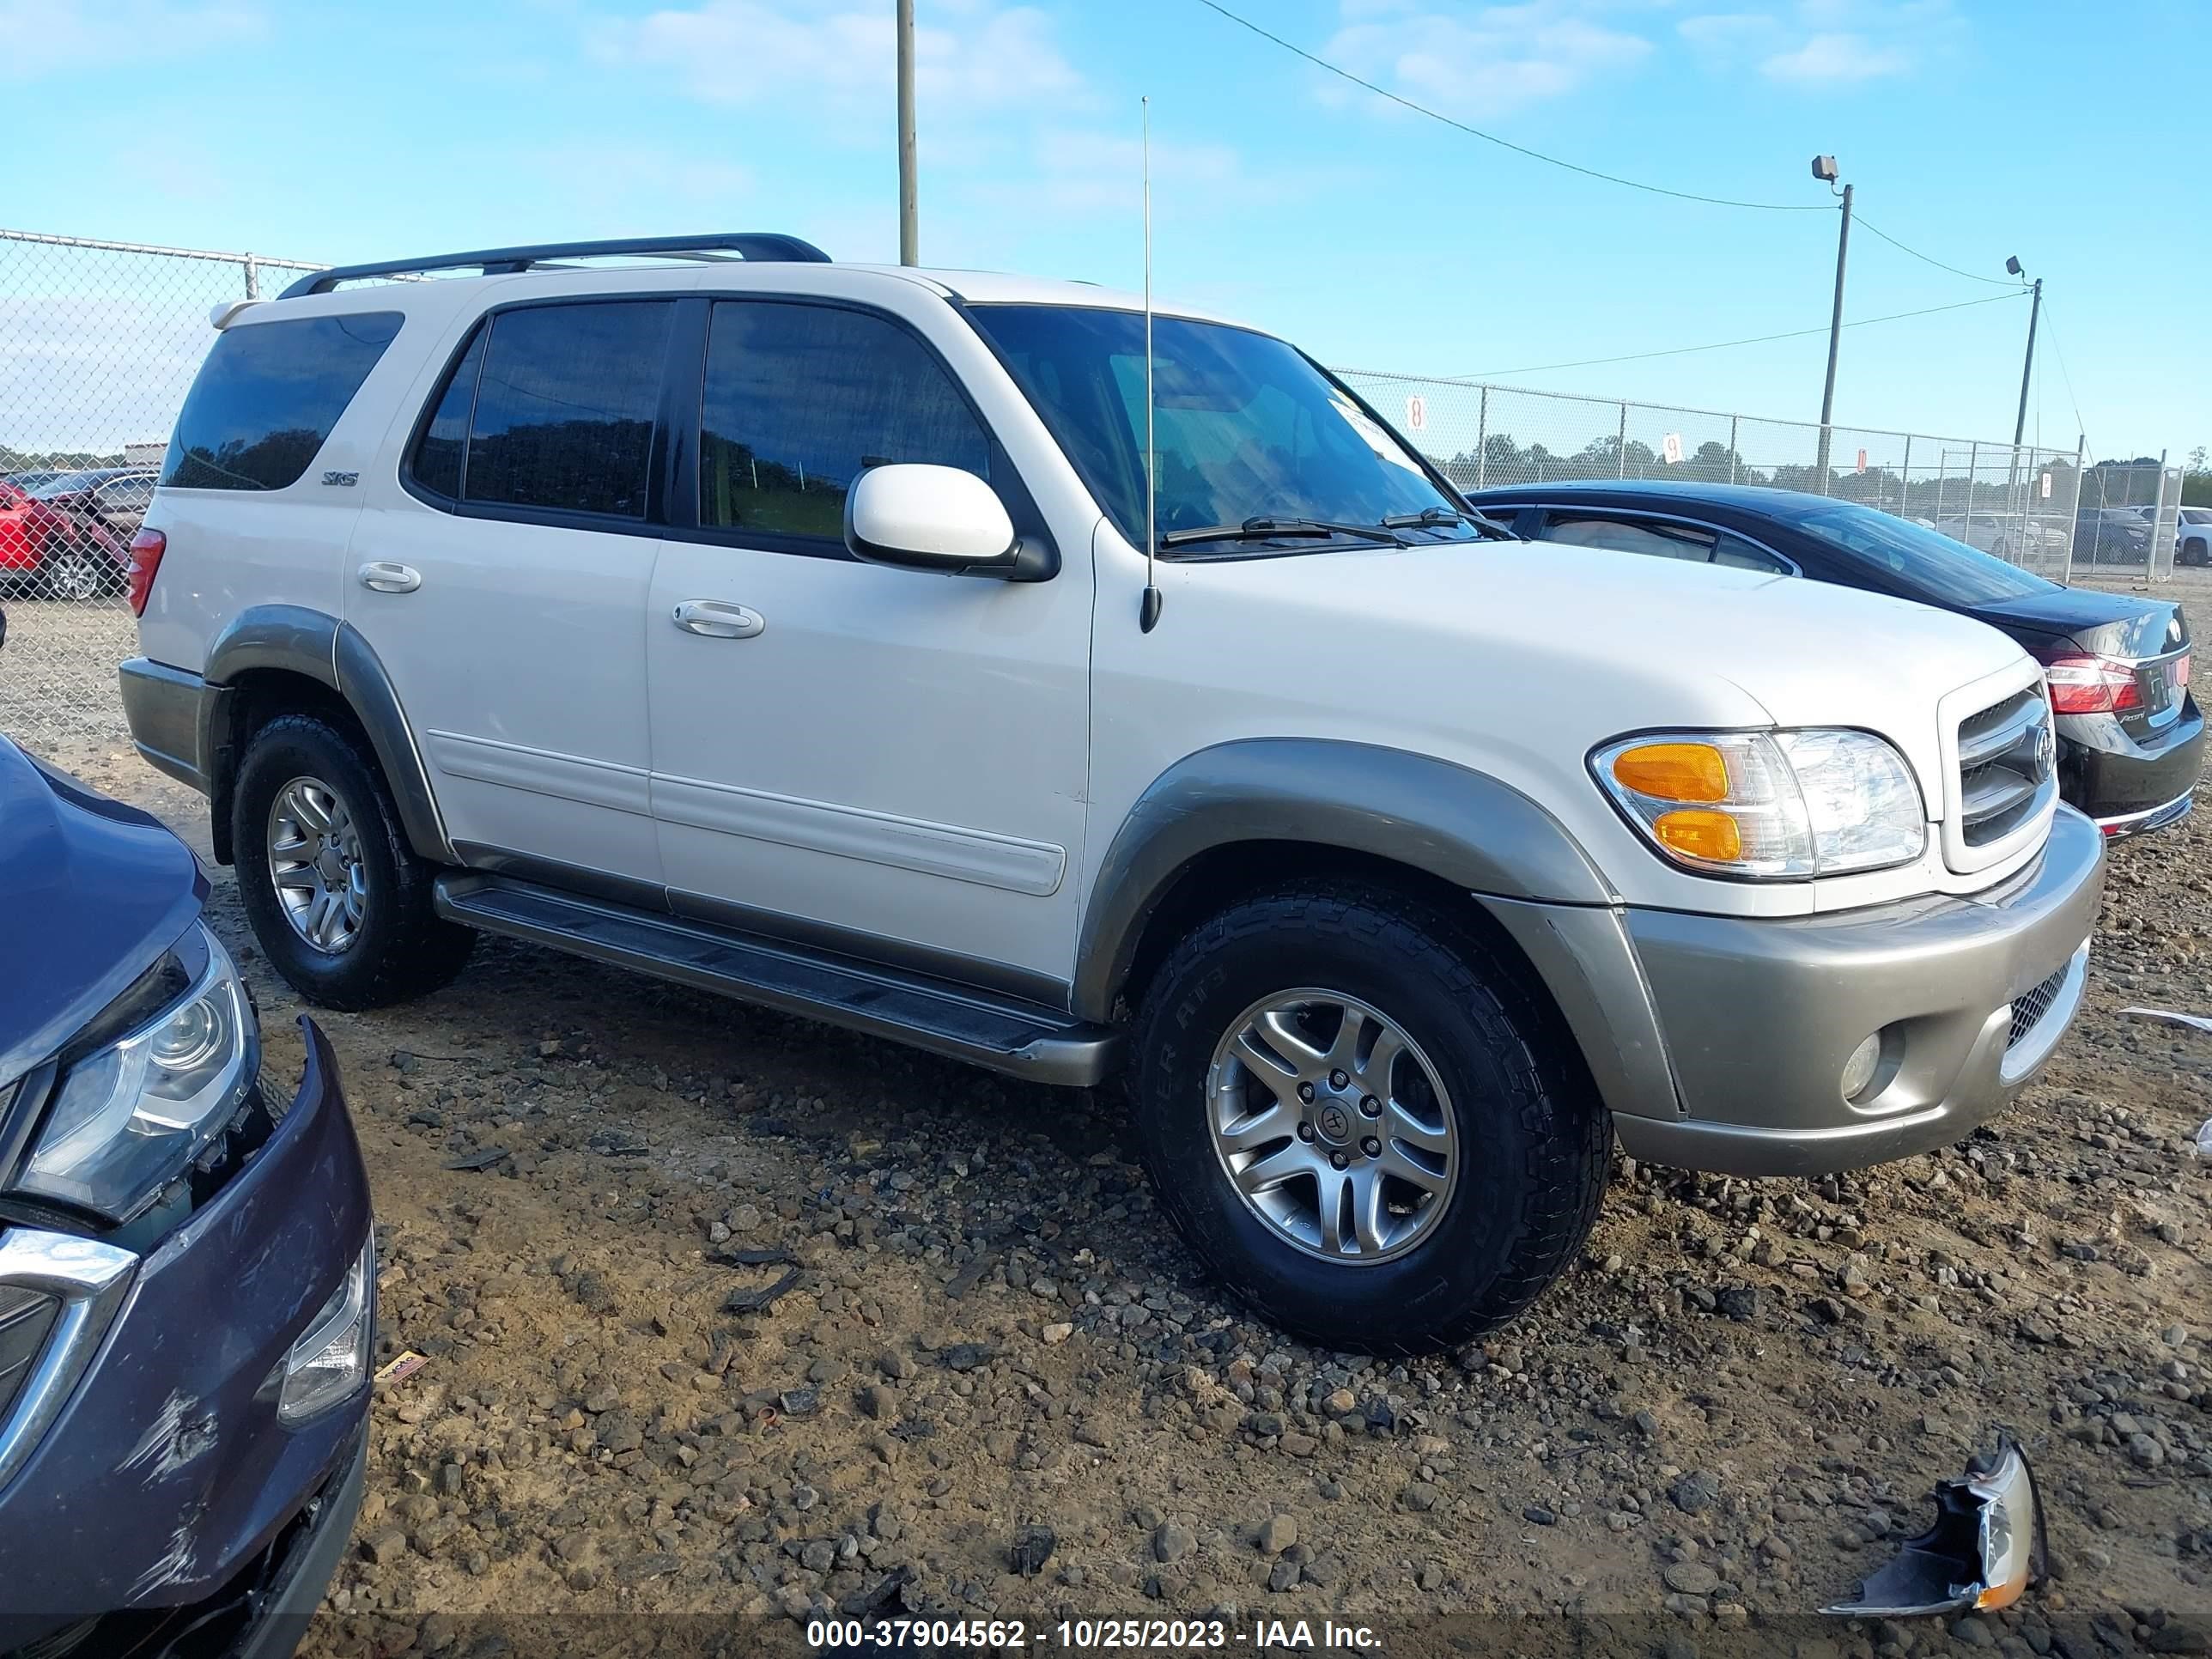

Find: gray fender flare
<box><xmin>204</xmin><ymin>605</ymin><xmax>455</xmax><ymax>866</ymax></box>
<box><xmin>1071</xmin><ymin>738</ymin><xmax>1680</xmax><ymax>1121</ymax></box>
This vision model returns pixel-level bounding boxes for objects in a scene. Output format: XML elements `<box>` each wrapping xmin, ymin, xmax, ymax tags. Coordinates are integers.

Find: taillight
<box><xmin>2037</xmin><ymin>649</ymin><xmax>2142</xmax><ymax>714</ymax></box>
<box><xmin>125</xmin><ymin>527</ymin><xmax>166</xmax><ymax>617</ymax></box>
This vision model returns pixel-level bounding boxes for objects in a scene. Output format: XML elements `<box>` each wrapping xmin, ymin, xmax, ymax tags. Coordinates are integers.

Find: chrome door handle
<box><xmin>672</xmin><ymin>599</ymin><xmax>765</xmax><ymax>639</ymax></box>
<box><xmin>358</xmin><ymin>561</ymin><xmax>422</xmax><ymax>594</ymax></box>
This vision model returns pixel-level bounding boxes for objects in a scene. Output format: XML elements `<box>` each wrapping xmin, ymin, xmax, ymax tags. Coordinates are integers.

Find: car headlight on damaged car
<box><xmin>279</xmin><ymin>1236</ymin><xmax>374</xmax><ymax>1423</ymax></box>
<box><xmin>14</xmin><ymin>924</ymin><xmax>258</xmax><ymax>1222</ymax></box>
<box><xmin>1593</xmin><ymin>729</ymin><xmax>1926</xmax><ymax>878</ymax></box>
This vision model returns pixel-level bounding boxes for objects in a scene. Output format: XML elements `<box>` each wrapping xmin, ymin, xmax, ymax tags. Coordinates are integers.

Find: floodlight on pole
<box><xmin>1813</xmin><ymin>156</ymin><xmax>1850</xmax><ymax>486</ymax></box>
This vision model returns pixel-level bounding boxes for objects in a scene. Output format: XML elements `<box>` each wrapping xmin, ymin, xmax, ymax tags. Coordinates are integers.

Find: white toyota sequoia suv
<box><xmin>119</xmin><ymin>233</ymin><xmax>2103</xmax><ymax>1352</ymax></box>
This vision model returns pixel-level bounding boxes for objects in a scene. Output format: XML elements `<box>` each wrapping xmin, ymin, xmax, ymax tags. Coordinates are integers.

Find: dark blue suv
<box><xmin>0</xmin><ymin>617</ymin><xmax>373</xmax><ymax>1656</ymax></box>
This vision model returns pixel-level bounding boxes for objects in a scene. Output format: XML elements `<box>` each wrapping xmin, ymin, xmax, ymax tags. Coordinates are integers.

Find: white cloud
<box><xmin>1677</xmin><ymin>1</ymin><xmax>1954</xmax><ymax>83</ymax></box>
<box><xmin>586</xmin><ymin>0</ymin><xmax>1083</xmax><ymax>118</ymax></box>
<box><xmin>0</xmin><ymin>0</ymin><xmax>261</xmax><ymax>76</ymax></box>
<box><xmin>1320</xmin><ymin>0</ymin><xmax>1655</xmax><ymax>120</ymax></box>
<box><xmin>951</xmin><ymin>125</ymin><xmax>1360</xmax><ymax>225</ymax></box>
<box><xmin>1759</xmin><ymin>30</ymin><xmax>1910</xmax><ymax>82</ymax></box>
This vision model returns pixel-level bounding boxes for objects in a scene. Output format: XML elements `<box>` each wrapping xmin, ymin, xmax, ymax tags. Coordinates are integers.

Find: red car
<box><xmin>0</xmin><ymin>467</ymin><xmax>145</xmax><ymax>599</ymax></box>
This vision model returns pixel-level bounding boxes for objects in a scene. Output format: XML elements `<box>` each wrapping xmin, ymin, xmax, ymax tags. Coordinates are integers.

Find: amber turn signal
<box><xmin>1610</xmin><ymin>742</ymin><xmax>1729</xmax><ymax>804</ymax></box>
<box><xmin>1652</xmin><ymin>808</ymin><xmax>1743</xmax><ymax>862</ymax></box>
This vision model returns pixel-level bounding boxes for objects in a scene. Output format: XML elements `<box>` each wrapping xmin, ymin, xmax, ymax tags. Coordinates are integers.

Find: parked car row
<box><xmin>0</xmin><ymin>466</ymin><xmax>154</xmax><ymax>599</ymax></box>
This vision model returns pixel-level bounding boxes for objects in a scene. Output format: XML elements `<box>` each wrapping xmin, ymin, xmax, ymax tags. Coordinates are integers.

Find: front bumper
<box><xmin>1489</xmin><ymin>806</ymin><xmax>2105</xmax><ymax>1178</ymax></box>
<box><xmin>0</xmin><ymin>1020</ymin><xmax>373</xmax><ymax>1654</ymax></box>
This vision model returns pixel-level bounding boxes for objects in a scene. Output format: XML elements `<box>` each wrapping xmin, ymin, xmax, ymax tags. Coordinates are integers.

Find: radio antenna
<box><xmin>1139</xmin><ymin>94</ymin><xmax>1163</xmax><ymax>634</ymax></box>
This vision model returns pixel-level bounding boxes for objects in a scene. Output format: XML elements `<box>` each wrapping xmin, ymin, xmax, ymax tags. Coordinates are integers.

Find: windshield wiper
<box><xmin>1159</xmin><ymin>516</ymin><xmax>1408</xmax><ymax>550</ymax></box>
<box><xmin>1382</xmin><ymin>505</ymin><xmax>1517</xmax><ymax>541</ymax></box>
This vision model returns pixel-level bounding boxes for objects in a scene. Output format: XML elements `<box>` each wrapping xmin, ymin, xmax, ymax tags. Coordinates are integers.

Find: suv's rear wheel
<box><xmin>232</xmin><ymin>713</ymin><xmax>473</xmax><ymax>1009</ymax></box>
<box><xmin>1131</xmin><ymin>883</ymin><xmax>1608</xmax><ymax>1354</ymax></box>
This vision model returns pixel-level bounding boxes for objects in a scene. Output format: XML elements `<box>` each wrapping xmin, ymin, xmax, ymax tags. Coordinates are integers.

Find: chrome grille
<box><xmin>0</xmin><ymin>1285</ymin><xmax>61</xmax><ymax>1428</ymax></box>
<box><xmin>2007</xmin><ymin>962</ymin><xmax>2069</xmax><ymax>1050</ymax></box>
<box><xmin>1957</xmin><ymin>688</ymin><xmax>2054</xmax><ymax>850</ymax></box>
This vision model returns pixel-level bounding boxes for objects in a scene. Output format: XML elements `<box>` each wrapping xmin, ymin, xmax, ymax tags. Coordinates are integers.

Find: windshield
<box><xmin>1786</xmin><ymin>501</ymin><xmax>2057</xmax><ymax>605</ymax></box>
<box><xmin>967</xmin><ymin>305</ymin><xmax>1467</xmax><ymax>552</ymax></box>
<box><xmin>28</xmin><ymin>470</ymin><xmax>103</xmax><ymax>500</ymax></box>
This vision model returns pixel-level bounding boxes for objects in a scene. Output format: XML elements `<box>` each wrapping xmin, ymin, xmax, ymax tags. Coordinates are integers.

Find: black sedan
<box><xmin>1466</xmin><ymin>481</ymin><xmax>2202</xmax><ymax>836</ymax></box>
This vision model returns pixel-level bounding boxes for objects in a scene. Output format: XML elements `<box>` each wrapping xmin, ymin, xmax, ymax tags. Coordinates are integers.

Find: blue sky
<box><xmin>9</xmin><ymin>0</ymin><xmax>2206</xmax><ymax>463</ymax></box>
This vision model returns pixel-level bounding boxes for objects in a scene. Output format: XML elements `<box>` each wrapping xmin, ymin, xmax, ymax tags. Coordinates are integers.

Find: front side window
<box><xmin>967</xmin><ymin>305</ymin><xmax>1467</xmax><ymax>553</ymax></box>
<box><xmin>460</xmin><ymin>302</ymin><xmax>672</xmax><ymax>519</ymax></box>
<box><xmin>698</xmin><ymin>301</ymin><xmax>991</xmax><ymax>541</ymax></box>
<box><xmin>162</xmin><ymin>312</ymin><xmax>402</xmax><ymax>491</ymax></box>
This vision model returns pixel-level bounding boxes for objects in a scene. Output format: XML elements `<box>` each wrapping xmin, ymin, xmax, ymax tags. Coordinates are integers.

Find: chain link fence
<box><xmin>0</xmin><ymin>226</ymin><xmax>2163</xmax><ymax>764</ymax></box>
<box><xmin>1335</xmin><ymin>370</ymin><xmax>2087</xmax><ymax>584</ymax></box>
<box><xmin>0</xmin><ymin>229</ymin><xmax>323</xmax><ymax>759</ymax></box>
<box><xmin>2067</xmin><ymin>459</ymin><xmax>2185</xmax><ymax>579</ymax></box>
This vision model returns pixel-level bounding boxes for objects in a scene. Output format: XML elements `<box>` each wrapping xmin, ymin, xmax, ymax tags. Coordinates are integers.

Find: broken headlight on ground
<box><xmin>1823</xmin><ymin>1437</ymin><xmax>2047</xmax><ymax>1618</ymax></box>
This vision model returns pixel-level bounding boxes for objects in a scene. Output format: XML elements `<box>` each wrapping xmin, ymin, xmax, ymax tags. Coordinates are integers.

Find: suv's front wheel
<box><xmin>1131</xmin><ymin>883</ymin><xmax>1608</xmax><ymax>1354</ymax></box>
<box><xmin>232</xmin><ymin>713</ymin><xmax>474</xmax><ymax>1009</ymax></box>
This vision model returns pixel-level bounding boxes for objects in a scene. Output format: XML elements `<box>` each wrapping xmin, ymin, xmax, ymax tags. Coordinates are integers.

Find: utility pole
<box><xmin>896</xmin><ymin>0</ymin><xmax>918</xmax><ymax>265</ymax></box>
<box><xmin>2012</xmin><ymin>275</ymin><xmax>2042</xmax><ymax>448</ymax></box>
<box><xmin>1810</xmin><ymin>156</ymin><xmax>1850</xmax><ymax>486</ymax></box>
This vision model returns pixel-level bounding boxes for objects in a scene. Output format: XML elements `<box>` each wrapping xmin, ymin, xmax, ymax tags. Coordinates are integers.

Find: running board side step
<box><xmin>432</xmin><ymin>873</ymin><xmax>1121</xmax><ymax>1087</ymax></box>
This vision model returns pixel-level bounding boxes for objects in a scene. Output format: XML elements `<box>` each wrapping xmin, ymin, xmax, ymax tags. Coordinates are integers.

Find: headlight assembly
<box><xmin>1592</xmin><ymin>728</ymin><xmax>1926</xmax><ymax>879</ymax></box>
<box><xmin>14</xmin><ymin>924</ymin><xmax>258</xmax><ymax>1222</ymax></box>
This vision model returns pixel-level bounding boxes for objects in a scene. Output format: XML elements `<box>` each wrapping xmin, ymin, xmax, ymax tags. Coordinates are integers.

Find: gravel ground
<box><xmin>32</xmin><ymin>737</ymin><xmax>2212</xmax><ymax>1659</ymax></box>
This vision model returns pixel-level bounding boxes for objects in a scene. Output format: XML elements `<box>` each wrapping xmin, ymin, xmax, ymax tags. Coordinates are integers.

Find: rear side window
<box><xmin>698</xmin><ymin>300</ymin><xmax>990</xmax><ymax>541</ymax></box>
<box><xmin>1544</xmin><ymin>513</ymin><xmax>1713</xmax><ymax>562</ymax></box>
<box><xmin>409</xmin><ymin>301</ymin><xmax>674</xmax><ymax>520</ymax></box>
<box><xmin>162</xmin><ymin>312</ymin><xmax>402</xmax><ymax>490</ymax></box>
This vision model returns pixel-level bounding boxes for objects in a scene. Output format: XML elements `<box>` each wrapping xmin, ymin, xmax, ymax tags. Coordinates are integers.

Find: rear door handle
<box><xmin>672</xmin><ymin>599</ymin><xmax>765</xmax><ymax>639</ymax></box>
<box><xmin>358</xmin><ymin>561</ymin><xmax>422</xmax><ymax>594</ymax></box>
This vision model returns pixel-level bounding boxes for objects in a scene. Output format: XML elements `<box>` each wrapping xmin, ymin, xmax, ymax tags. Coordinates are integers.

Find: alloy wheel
<box><xmin>268</xmin><ymin>776</ymin><xmax>368</xmax><ymax>953</ymax></box>
<box><xmin>1205</xmin><ymin>988</ymin><xmax>1459</xmax><ymax>1265</ymax></box>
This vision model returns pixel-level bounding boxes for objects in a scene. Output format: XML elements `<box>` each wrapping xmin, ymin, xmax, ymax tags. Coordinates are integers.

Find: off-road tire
<box><xmin>1131</xmin><ymin>881</ymin><xmax>1608</xmax><ymax>1354</ymax></box>
<box><xmin>232</xmin><ymin>712</ymin><xmax>473</xmax><ymax>1009</ymax></box>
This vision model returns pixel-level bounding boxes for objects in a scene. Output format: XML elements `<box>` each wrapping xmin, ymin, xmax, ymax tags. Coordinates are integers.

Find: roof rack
<box><xmin>277</xmin><ymin>232</ymin><xmax>832</xmax><ymax>300</ymax></box>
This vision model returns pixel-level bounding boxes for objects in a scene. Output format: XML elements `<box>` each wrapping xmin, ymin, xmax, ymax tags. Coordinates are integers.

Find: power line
<box><xmin>1852</xmin><ymin>215</ymin><xmax>2014</xmax><ymax>288</ymax></box>
<box><xmin>1451</xmin><ymin>289</ymin><xmax>2027</xmax><ymax>381</ymax></box>
<box><xmin>1190</xmin><ymin>0</ymin><xmax>1829</xmax><ymax>213</ymax></box>
<box><xmin>2036</xmin><ymin>295</ymin><xmax>2093</xmax><ymax>461</ymax></box>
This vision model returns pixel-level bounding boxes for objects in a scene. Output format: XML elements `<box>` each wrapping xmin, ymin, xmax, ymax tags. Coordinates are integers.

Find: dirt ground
<box><xmin>33</xmin><ymin>732</ymin><xmax>2212</xmax><ymax>1659</ymax></box>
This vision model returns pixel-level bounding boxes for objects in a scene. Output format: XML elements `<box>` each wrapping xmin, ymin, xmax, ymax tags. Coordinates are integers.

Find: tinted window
<box><xmin>465</xmin><ymin>302</ymin><xmax>672</xmax><ymax>519</ymax></box>
<box><xmin>1785</xmin><ymin>501</ymin><xmax>2056</xmax><ymax>603</ymax></box>
<box><xmin>699</xmin><ymin>301</ymin><xmax>990</xmax><ymax>539</ymax></box>
<box><xmin>410</xmin><ymin>324</ymin><xmax>485</xmax><ymax>501</ymax></box>
<box><xmin>1544</xmin><ymin>514</ymin><xmax>1714</xmax><ymax>562</ymax></box>
<box><xmin>1714</xmin><ymin>533</ymin><xmax>1789</xmax><ymax>574</ymax></box>
<box><xmin>968</xmin><ymin>305</ymin><xmax>1467</xmax><ymax>553</ymax></box>
<box><xmin>162</xmin><ymin>313</ymin><xmax>402</xmax><ymax>491</ymax></box>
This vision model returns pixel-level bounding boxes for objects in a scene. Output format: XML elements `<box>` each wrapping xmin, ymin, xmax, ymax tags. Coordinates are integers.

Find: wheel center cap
<box><xmin>1313</xmin><ymin>1101</ymin><xmax>1354</xmax><ymax>1145</ymax></box>
<box><xmin>316</xmin><ymin>848</ymin><xmax>347</xmax><ymax>884</ymax></box>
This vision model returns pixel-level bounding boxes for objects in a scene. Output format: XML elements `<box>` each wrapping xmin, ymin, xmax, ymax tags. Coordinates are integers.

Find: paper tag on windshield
<box><xmin>1330</xmin><ymin>395</ymin><xmax>1427</xmax><ymax>477</ymax></box>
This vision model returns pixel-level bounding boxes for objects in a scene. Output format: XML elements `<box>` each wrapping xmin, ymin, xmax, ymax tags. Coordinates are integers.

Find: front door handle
<box><xmin>358</xmin><ymin>561</ymin><xmax>422</xmax><ymax>594</ymax></box>
<box><xmin>672</xmin><ymin>599</ymin><xmax>765</xmax><ymax>639</ymax></box>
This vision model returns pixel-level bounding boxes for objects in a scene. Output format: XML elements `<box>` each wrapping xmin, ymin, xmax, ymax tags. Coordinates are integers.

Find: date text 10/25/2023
<box><xmin>805</xmin><ymin>1618</ymin><xmax>1384</xmax><ymax>1650</ymax></box>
